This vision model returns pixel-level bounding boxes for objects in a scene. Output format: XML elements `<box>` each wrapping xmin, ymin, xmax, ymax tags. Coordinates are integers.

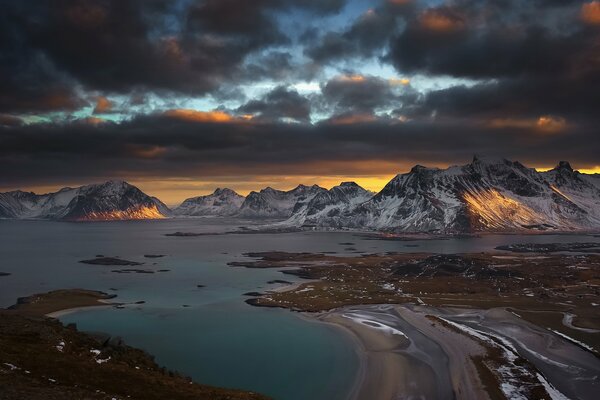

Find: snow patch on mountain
<box><xmin>0</xmin><ymin>181</ymin><xmax>169</xmax><ymax>221</ymax></box>
<box><xmin>279</xmin><ymin>182</ymin><xmax>373</xmax><ymax>227</ymax></box>
<box><xmin>237</xmin><ymin>184</ymin><xmax>326</xmax><ymax>218</ymax></box>
<box><xmin>174</xmin><ymin>188</ymin><xmax>245</xmax><ymax>216</ymax></box>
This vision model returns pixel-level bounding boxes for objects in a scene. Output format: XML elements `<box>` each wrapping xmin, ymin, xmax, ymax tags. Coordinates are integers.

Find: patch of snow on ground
<box><xmin>549</xmin><ymin>329</ymin><xmax>596</xmax><ymax>353</ymax></box>
<box><xmin>342</xmin><ymin>312</ymin><xmax>408</xmax><ymax>338</ymax></box>
<box><xmin>3</xmin><ymin>363</ymin><xmax>18</xmax><ymax>371</ymax></box>
<box><xmin>536</xmin><ymin>373</ymin><xmax>571</xmax><ymax>400</ymax></box>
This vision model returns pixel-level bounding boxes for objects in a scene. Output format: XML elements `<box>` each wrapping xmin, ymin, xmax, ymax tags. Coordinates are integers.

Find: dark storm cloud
<box><xmin>322</xmin><ymin>76</ymin><xmax>392</xmax><ymax>112</ymax></box>
<box><xmin>304</xmin><ymin>7</ymin><xmax>400</xmax><ymax>63</ymax></box>
<box><xmin>2</xmin><ymin>114</ymin><xmax>599</xmax><ymax>187</ymax></box>
<box><xmin>0</xmin><ymin>0</ymin><xmax>348</xmax><ymax>114</ymax></box>
<box><xmin>237</xmin><ymin>51</ymin><xmax>319</xmax><ymax>82</ymax></box>
<box><xmin>387</xmin><ymin>4</ymin><xmax>593</xmax><ymax>79</ymax></box>
<box><xmin>237</xmin><ymin>86</ymin><xmax>311</xmax><ymax>122</ymax></box>
<box><xmin>382</xmin><ymin>0</ymin><xmax>600</xmax><ymax>125</ymax></box>
<box><xmin>0</xmin><ymin>2</ymin><xmax>87</xmax><ymax>114</ymax></box>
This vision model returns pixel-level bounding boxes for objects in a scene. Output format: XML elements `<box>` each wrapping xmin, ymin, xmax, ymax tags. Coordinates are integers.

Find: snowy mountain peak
<box><xmin>213</xmin><ymin>188</ymin><xmax>237</xmax><ymax>196</ymax></box>
<box><xmin>0</xmin><ymin>181</ymin><xmax>168</xmax><ymax>221</ymax></box>
<box><xmin>238</xmin><ymin>184</ymin><xmax>326</xmax><ymax>218</ymax></box>
<box><xmin>555</xmin><ymin>161</ymin><xmax>573</xmax><ymax>172</ymax></box>
<box><xmin>174</xmin><ymin>188</ymin><xmax>244</xmax><ymax>217</ymax></box>
<box><xmin>339</xmin><ymin>181</ymin><xmax>360</xmax><ymax>187</ymax></box>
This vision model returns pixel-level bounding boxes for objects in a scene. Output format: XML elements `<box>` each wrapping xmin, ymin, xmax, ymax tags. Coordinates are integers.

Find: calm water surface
<box><xmin>1</xmin><ymin>218</ymin><xmax>598</xmax><ymax>399</ymax></box>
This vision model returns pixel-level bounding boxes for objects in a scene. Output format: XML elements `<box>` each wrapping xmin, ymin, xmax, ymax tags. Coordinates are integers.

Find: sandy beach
<box><xmin>316</xmin><ymin>305</ymin><xmax>485</xmax><ymax>400</ymax></box>
<box><xmin>44</xmin><ymin>300</ymin><xmax>113</xmax><ymax>318</ymax></box>
<box><xmin>314</xmin><ymin>304</ymin><xmax>600</xmax><ymax>400</ymax></box>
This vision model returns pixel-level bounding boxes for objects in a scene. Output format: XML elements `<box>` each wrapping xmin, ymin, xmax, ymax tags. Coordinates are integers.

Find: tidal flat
<box><xmin>242</xmin><ymin>250</ymin><xmax>600</xmax><ymax>399</ymax></box>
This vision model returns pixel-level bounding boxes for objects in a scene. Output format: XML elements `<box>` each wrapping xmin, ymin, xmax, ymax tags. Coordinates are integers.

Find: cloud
<box><xmin>93</xmin><ymin>96</ymin><xmax>113</xmax><ymax>114</ymax></box>
<box><xmin>418</xmin><ymin>7</ymin><xmax>465</xmax><ymax>32</ymax></box>
<box><xmin>304</xmin><ymin>7</ymin><xmax>399</xmax><ymax>63</ymax></box>
<box><xmin>0</xmin><ymin>114</ymin><xmax>23</xmax><ymax>127</ymax></box>
<box><xmin>1</xmin><ymin>0</ymin><xmax>343</xmax><ymax>106</ymax></box>
<box><xmin>2</xmin><ymin>113</ymin><xmax>599</xmax><ymax>188</ymax></box>
<box><xmin>387</xmin><ymin>2</ymin><xmax>593</xmax><ymax>79</ymax></box>
<box><xmin>320</xmin><ymin>74</ymin><xmax>410</xmax><ymax>114</ymax></box>
<box><xmin>163</xmin><ymin>109</ymin><xmax>236</xmax><ymax>123</ymax></box>
<box><xmin>582</xmin><ymin>1</ymin><xmax>600</xmax><ymax>25</ymax></box>
<box><xmin>237</xmin><ymin>86</ymin><xmax>311</xmax><ymax>122</ymax></box>
<box><xmin>487</xmin><ymin>116</ymin><xmax>567</xmax><ymax>134</ymax></box>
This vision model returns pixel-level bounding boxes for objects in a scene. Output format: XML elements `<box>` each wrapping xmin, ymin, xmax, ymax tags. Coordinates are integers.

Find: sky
<box><xmin>1</xmin><ymin>0</ymin><xmax>599</xmax><ymax>205</ymax></box>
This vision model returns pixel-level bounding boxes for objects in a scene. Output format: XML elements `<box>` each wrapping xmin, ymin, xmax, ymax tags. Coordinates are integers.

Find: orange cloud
<box><xmin>336</xmin><ymin>74</ymin><xmax>366</xmax><ymax>83</ymax></box>
<box><xmin>582</xmin><ymin>1</ymin><xmax>600</xmax><ymax>25</ymax></box>
<box><xmin>163</xmin><ymin>109</ymin><xmax>234</xmax><ymax>123</ymax></box>
<box><xmin>389</xmin><ymin>77</ymin><xmax>410</xmax><ymax>86</ymax></box>
<box><xmin>126</xmin><ymin>145</ymin><xmax>168</xmax><ymax>159</ymax></box>
<box><xmin>0</xmin><ymin>114</ymin><xmax>23</xmax><ymax>126</ymax></box>
<box><xmin>419</xmin><ymin>9</ymin><xmax>465</xmax><ymax>32</ymax></box>
<box><xmin>327</xmin><ymin>113</ymin><xmax>378</xmax><ymax>125</ymax></box>
<box><xmin>488</xmin><ymin>115</ymin><xmax>567</xmax><ymax>134</ymax></box>
<box><xmin>93</xmin><ymin>96</ymin><xmax>113</xmax><ymax>114</ymax></box>
<box><xmin>82</xmin><ymin>116</ymin><xmax>107</xmax><ymax>125</ymax></box>
<box><xmin>535</xmin><ymin>115</ymin><xmax>567</xmax><ymax>133</ymax></box>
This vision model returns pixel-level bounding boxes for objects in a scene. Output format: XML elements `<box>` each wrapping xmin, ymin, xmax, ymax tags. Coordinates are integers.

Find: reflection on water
<box><xmin>0</xmin><ymin>218</ymin><xmax>598</xmax><ymax>399</ymax></box>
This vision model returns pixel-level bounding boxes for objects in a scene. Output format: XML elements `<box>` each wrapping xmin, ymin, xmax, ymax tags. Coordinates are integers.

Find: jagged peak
<box><xmin>338</xmin><ymin>181</ymin><xmax>361</xmax><ymax>188</ymax></box>
<box><xmin>554</xmin><ymin>161</ymin><xmax>573</xmax><ymax>172</ymax></box>
<box><xmin>102</xmin><ymin>179</ymin><xmax>128</xmax><ymax>186</ymax></box>
<box><xmin>409</xmin><ymin>165</ymin><xmax>441</xmax><ymax>174</ymax></box>
<box><xmin>213</xmin><ymin>187</ymin><xmax>239</xmax><ymax>196</ymax></box>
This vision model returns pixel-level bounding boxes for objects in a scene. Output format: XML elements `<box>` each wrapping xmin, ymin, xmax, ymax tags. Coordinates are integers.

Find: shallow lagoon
<box><xmin>1</xmin><ymin>218</ymin><xmax>599</xmax><ymax>399</ymax></box>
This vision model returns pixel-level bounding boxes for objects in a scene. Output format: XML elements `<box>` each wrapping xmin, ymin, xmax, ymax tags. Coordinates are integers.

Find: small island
<box><xmin>79</xmin><ymin>256</ymin><xmax>143</xmax><ymax>266</ymax></box>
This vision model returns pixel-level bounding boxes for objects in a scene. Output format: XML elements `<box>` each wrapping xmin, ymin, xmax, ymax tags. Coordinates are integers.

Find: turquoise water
<box><xmin>1</xmin><ymin>218</ymin><xmax>599</xmax><ymax>399</ymax></box>
<box><xmin>61</xmin><ymin>305</ymin><xmax>357</xmax><ymax>400</ymax></box>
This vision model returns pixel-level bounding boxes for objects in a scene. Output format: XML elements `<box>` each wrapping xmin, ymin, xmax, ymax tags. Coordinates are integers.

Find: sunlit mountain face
<box><xmin>1</xmin><ymin>0</ymin><xmax>599</xmax><ymax>204</ymax></box>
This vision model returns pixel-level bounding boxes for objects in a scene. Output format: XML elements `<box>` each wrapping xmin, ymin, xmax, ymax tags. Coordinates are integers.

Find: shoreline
<box><xmin>312</xmin><ymin>309</ymin><xmax>409</xmax><ymax>400</ymax></box>
<box><xmin>45</xmin><ymin>300</ymin><xmax>114</xmax><ymax>318</ymax></box>
<box><xmin>6</xmin><ymin>289</ymin><xmax>118</xmax><ymax>318</ymax></box>
<box><xmin>309</xmin><ymin>305</ymin><xmax>480</xmax><ymax>400</ymax></box>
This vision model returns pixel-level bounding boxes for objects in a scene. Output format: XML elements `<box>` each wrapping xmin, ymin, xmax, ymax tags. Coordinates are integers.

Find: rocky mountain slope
<box><xmin>280</xmin><ymin>182</ymin><xmax>373</xmax><ymax>228</ymax></box>
<box><xmin>237</xmin><ymin>184</ymin><xmax>326</xmax><ymax>218</ymax></box>
<box><xmin>0</xmin><ymin>181</ymin><xmax>168</xmax><ymax>221</ymax></box>
<box><xmin>283</xmin><ymin>157</ymin><xmax>600</xmax><ymax>233</ymax></box>
<box><xmin>174</xmin><ymin>188</ymin><xmax>245</xmax><ymax>216</ymax></box>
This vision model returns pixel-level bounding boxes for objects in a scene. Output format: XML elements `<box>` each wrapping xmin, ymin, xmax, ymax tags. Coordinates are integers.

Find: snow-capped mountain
<box><xmin>282</xmin><ymin>157</ymin><xmax>600</xmax><ymax>233</ymax></box>
<box><xmin>280</xmin><ymin>182</ymin><xmax>373</xmax><ymax>228</ymax></box>
<box><xmin>540</xmin><ymin>161</ymin><xmax>600</xmax><ymax>225</ymax></box>
<box><xmin>0</xmin><ymin>181</ymin><xmax>169</xmax><ymax>221</ymax></box>
<box><xmin>174</xmin><ymin>188</ymin><xmax>245</xmax><ymax>216</ymax></box>
<box><xmin>237</xmin><ymin>184</ymin><xmax>326</xmax><ymax>218</ymax></box>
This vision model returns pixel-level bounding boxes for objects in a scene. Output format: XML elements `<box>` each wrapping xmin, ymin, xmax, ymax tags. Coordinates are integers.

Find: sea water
<box><xmin>1</xmin><ymin>218</ymin><xmax>598</xmax><ymax>399</ymax></box>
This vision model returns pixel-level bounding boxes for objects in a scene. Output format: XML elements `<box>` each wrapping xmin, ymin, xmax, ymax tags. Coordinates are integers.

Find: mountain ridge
<box><xmin>2</xmin><ymin>158</ymin><xmax>599</xmax><ymax>231</ymax></box>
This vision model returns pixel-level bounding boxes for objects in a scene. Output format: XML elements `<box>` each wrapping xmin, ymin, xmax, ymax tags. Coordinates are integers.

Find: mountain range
<box><xmin>2</xmin><ymin>157</ymin><xmax>599</xmax><ymax>233</ymax></box>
